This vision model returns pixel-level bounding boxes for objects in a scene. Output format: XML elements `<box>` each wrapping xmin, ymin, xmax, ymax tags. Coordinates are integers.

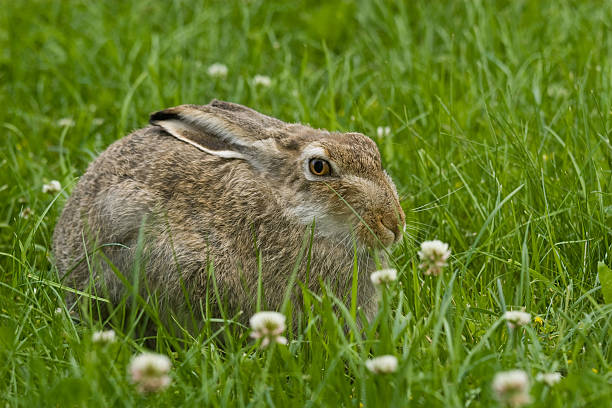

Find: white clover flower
<box><xmin>207</xmin><ymin>63</ymin><xmax>228</xmax><ymax>79</ymax></box>
<box><xmin>54</xmin><ymin>307</ymin><xmax>63</xmax><ymax>315</ymax></box>
<box><xmin>547</xmin><ymin>84</ymin><xmax>569</xmax><ymax>98</ymax></box>
<box><xmin>129</xmin><ymin>352</ymin><xmax>172</xmax><ymax>393</ymax></box>
<box><xmin>19</xmin><ymin>207</ymin><xmax>33</xmax><ymax>219</ymax></box>
<box><xmin>418</xmin><ymin>240</ymin><xmax>451</xmax><ymax>276</ymax></box>
<box><xmin>249</xmin><ymin>311</ymin><xmax>288</xmax><ymax>348</ymax></box>
<box><xmin>492</xmin><ymin>370</ymin><xmax>531</xmax><ymax>407</ymax></box>
<box><xmin>535</xmin><ymin>372</ymin><xmax>562</xmax><ymax>386</ymax></box>
<box><xmin>503</xmin><ymin>310</ymin><xmax>531</xmax><ymax>328</ymax></box>
<box><xmin>92</xmin><ymin>329</ymin><xmax>116</xmax><ymax>345</ymax></box>
<box><xmin>365</xmin><ymin>355</ymin><xmax>398</xmax><ymax>374</ymax></box>
<box><xmin>42</xmin><ymin>180</ymin><xmax>61</xmax><ymax>194</ymax></box>
<box><xmin>376</xmin><ymin>126</ymin><xmax>391</xmax><ymax>137</ymax></box>
<box><xmin>57</xmin><ymin>118</ymin><xmax>75</xmax><ymax>127</ymax></box>
<box><xmin>370</xmin><ymin>268</ymin><xmax>397</xmax><ymax>286</ymax></box>
<box><xmin>253</xmin><ymin>74</ymin><xmax>272</xmax><ymax>87</ymax></box>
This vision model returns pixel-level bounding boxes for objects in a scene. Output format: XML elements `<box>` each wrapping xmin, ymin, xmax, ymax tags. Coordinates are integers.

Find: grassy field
<box><xmin>1</xmin><ymin>0</ymin><xmax>612</xmax><ymax>406</ymax></box>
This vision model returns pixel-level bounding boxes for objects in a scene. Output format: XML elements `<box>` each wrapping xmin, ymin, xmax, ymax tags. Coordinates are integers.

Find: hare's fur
<box><xmin>53</xmin><ymin>100</ymin><xmax>405</xmax><ymax>327</ymax></box>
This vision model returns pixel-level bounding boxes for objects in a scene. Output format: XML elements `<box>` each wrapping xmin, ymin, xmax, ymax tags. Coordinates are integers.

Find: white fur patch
<box><xmin>300</xmin><ymin>145</ymin><xmax>327</xmax><ymax>161</ymax></box>
<box><xmin>285</xmin><ymin>202</ymin><xmax>351</xmax><ymax>239</ymax></box>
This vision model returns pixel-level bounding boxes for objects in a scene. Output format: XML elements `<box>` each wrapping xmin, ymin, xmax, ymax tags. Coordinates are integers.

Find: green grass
<box><xmin>1</xmin><ymin>0</ymin><xmax>612</xmax><ymax>406</ymax></box>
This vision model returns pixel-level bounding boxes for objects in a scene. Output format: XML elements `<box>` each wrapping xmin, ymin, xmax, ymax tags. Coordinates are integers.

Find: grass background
<box><xmin>1</xmin><ymin>0</ymin><xmax>612</xmax><ymax>406</ymax></box>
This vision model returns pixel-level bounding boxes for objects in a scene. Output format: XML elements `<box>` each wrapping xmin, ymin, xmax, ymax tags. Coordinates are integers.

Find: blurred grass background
<box><xmin>1</xmin><ymin>0</ymin><xmax>611</xmax><ymax>406</ymax></box>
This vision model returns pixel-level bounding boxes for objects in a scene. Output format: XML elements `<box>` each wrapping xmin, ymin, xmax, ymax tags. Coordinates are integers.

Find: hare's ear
<box><xmin>150</xmin><ymin>102</ymin><xmax>284</xmax><ymax>160</ymax></box>
<box><xmin>150</xmin><ymin>104</ymin><xmax>247</xmax><ymax>159</ymax></box>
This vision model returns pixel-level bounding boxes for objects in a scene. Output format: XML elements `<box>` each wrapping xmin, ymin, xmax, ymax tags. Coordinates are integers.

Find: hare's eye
<box><xmin>309</xmin><ymin>158</ymin><xmax>331</xmax><ymax>176</ymax></box>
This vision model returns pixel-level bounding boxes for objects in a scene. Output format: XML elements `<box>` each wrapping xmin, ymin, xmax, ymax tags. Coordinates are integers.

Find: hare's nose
<box><xmin>377</xmin><ymin>215</ymin><xmax>402</xmax><ymax>246</ymax></box>
<box><xmin>380</xmin><ymin>207</ymin><xmax>405</xmax><ymax>245</ymax></box>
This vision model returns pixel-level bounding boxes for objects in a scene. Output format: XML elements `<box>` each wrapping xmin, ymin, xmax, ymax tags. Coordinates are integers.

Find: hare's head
<box><xmin>151</xmin><ymin>100</ymin><xmax>405</xmax><ymax>249</ymax></box>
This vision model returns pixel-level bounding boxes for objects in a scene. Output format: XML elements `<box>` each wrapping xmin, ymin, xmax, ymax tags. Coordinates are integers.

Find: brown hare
<box><xmin>53</xmin><ymin>100</ymin><xmax>405</xmax><ymax>329</ymax></box>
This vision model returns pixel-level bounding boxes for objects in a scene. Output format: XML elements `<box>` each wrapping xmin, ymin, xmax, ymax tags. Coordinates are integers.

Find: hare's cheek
<box><xmin>284</xmin><ymin>202</ymin><xmax>356</xmax><ymax>241</ymax></box>
<box><xmin>284</xmin><ymin>202</ymin><xmax>326</xmax><ymax>226</ymax></box>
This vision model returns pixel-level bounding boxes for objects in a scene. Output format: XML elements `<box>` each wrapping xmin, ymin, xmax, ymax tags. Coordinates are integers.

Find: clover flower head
<box><xmin>249</xmin><ymin>311</ymin><xmax>288</xmax><ymax>348</ymax></box>
<box><xmin>365</xmin><ymin>355</ymin><xmax>398</xmax><ymax>374</ymax></box>
<box><xmin>57</xmin><ymin>118</ymin><xmax>75</xmax><ymax>127</ymax></box>
<box><xmin>535</xmin><ymin>372</ymin><xmax>562</xmax><ymax>386</ymax></box>
<box><xmin>503</xmin><ymin>310</ymin><xmax>531</xmax><ymax>328</ymax></box>
<box><xmin>376</xmin><ymin>126</ymin><xmax>391</xmax><ymax>137</ymax></box>
<box><xmin>207</xmin><ymin>63</ymin><xmax>228</xmax><ymax>79</ymax></box>
<box><xmin>92</xmin><ymin>329</ymin><xmax>116</xmax><ymax>345</ymax></box>
<box><xmin>370</xmin><ymin>268</ymin><xmax>398</xmax><ymax>286</ymax></box>
<box><xmin>418</xmin><ymin>240</ymin><xmax>451</xmax><ymax>276</ymax></box>
<box><xmin>20</xmin><ymin>207</ymin><xmax>33</xmax><ymax>219</ymax></box>
<box><xmin>253</xmin><ymin>74</ymin><xmax>272</xmax><ymax>87</ymax></box>
<box><xmin>492</xmin><ymin>369</ymin><xmax>531</xmax><ymax>407</ymax></box>
<box><xmin>42</xmin><ymin>180</ymin><xmax>62</xmax><ymax>194</ymax></box>
<box><xmin>129</xmin><ymin>352</ymin><xmax>172</xmax><ymax>393</ymax></box>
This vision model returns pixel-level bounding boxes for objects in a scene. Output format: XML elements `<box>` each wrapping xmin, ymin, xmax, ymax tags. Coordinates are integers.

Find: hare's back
<box><xmin>52</xmin><ymin>126</ymin><xmax>221</xmax><ymax>286</ymax></box>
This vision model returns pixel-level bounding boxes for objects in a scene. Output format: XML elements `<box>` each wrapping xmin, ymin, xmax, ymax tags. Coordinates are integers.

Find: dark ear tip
<box><xmin>149</xmin><ymin>109</ymin><xmax>179</xmax><ymax>125</ymax></box>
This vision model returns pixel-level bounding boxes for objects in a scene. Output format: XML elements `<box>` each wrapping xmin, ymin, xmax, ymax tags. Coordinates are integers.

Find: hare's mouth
<box><xmin>354</xmin><ymin>216</ymin><xmax>404</xmax><ymax>249</ymax></box>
